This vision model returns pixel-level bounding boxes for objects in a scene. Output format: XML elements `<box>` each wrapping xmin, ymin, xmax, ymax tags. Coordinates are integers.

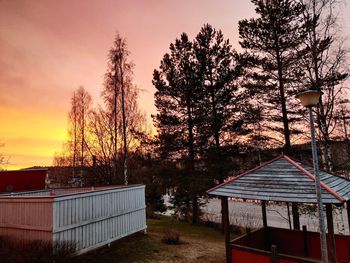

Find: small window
<box><xmin>6</xmin><ymin>185</ymin><xmax>13</xmax><ymax>192</ymax></box>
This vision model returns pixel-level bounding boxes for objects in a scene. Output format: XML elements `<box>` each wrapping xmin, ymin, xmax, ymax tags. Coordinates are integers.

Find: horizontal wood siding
<box><xmin>0</xmin><ymin>198</ymin><xmax>53</xmax><ymax>242</ymax></box>
<box><xmin>52</xmin><ymin>185</ymin><xmax>146</xmax><ymax>254</ymax></box>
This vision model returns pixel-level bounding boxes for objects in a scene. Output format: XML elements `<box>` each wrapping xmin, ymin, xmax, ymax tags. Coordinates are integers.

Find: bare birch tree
<box><xmin>299</xmin><ymin>0</ymin><xmax>349</xmax><ymax>171</ymax></box>
<box><xmin>88</xmin><ymin>107</ymin><xmax>115</xmax><ymax>184</ymax></box>
<box><xmin>334</xmin><ymin>98</ymin><xmax>350</xmax><ymax>174</ymax></box>
<box><xmin>0</xmin><ymin>143</ymin><xmax>7</xmax><ymax>170</ymax></box>
<box><xmin>68</xmin><ymin>92</ymin><xmax>78</xmax><ymax>177</ymax></box>
<box><xmin>76</xmin><ymin>86</ymin><xmax>92</xmax><ymax>170</ymax></box>
<box><xmin>58</xmin><ymin>86</ymin><xmax>92</xmax><ymax>182</ymax></box>
<box><xmin>102</xmin><ymin>32</ymin><xmax>144</xmax><ymax>185</ymax></box>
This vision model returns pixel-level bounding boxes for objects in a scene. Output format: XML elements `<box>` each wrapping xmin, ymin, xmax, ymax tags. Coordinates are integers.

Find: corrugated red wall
<box><xmin>231</xmin><ymin>227</ymin><xmax>350</xmax><ymax>263</ymax></box>
<box><xmin>0</xmin><ymin>170</ymin><xmax>47</xmax><ymax>192</ymax></box>
<box><xmin>269</xmin><ymin>227</ymin><xmax>350</xmax><ymax>262</ymax></box>
<box><xmin>232</xmin><ymin>248</ymin><xmax>270</xmax><ymax>263</ymax></box>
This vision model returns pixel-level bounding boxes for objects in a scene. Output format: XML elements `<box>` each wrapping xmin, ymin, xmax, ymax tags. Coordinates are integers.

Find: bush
<box><xmin>161</xmin><ymin>228</ymin><xmax>181</xmax><ymax>245</ymax></box>
<box><xmin>53</xmin><ymin>241</ymin><xmax>76</xmax><ymax>263</ymax></box>
<box><xmin>0</xmin><ymin>236</ymin><xmax>76</xmax><ymax>263</ymax></box>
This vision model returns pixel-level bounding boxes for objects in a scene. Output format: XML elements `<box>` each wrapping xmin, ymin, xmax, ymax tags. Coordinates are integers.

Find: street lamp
<box><xmin>296</xmin><ymin>89</ymin><xmax>329</xmax><ymax>263</ymax></box>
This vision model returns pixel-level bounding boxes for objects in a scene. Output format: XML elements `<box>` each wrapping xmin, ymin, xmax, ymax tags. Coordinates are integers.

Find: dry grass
<box><xmin>0</xmin><ymin>237</ymin><xmax>75</xmax><ymax>263</ymax></box>
<box><xmin>75</xmin><ymin>216</ymin><xmax>236</xmax><ymax>263</ymax></box>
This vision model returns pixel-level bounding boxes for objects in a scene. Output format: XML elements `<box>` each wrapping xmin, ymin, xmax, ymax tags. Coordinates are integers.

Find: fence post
<box><xmin>303</xmin><ymin>225</ymin><xmax>309</xmax><ymax>257</ymax></box>
<box><xmin>246</xmin><ymin>228</ymin><xmax>251</xmax><ymax>245</ymax></box>
<box><xmin>347</xmin><ymin>201</ymin><xmax>350</xmax><ymax>235</ymax></box>
<box><xmin>271</xmin><ymin>245</ymin><xmax>278</xmax><ymax>263</ymax></box>
<box><xmin>262</xmin><ymin>200</ymin><xmax>267</xmax><ymax>227</ymax></box>
<box><xmin>292</xmin><ymin>203</ymin><xmax>300</xmax><ymax>230</ymax></box>
<box><xmin>326</xmin><ymin>204</ymin><xmax>337</xmax><ymax>263</ymax></box>
<box><xmin>222</xmin><ymin>196</ymin><xmax>231</xmax><ymax>263</ymax></box>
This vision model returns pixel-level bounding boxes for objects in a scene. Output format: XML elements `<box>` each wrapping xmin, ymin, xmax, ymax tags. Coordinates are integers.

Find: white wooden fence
<box><xmin>0</xmin><ymin>185</ymin><xmax>147</xmax><ymax>254</ymax></box>
<box><xmin>52</xmin><ymin>185</ymin><xmax>147</xmax><ymax>254</ymax></box>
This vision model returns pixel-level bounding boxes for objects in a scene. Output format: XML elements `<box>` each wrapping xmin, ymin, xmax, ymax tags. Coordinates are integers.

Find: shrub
<box><xmin>53</xmin><ymin>241</ymin><xmax>76</xmax><ymax>263</ymax></box>
<box><xmin>161</xmin><ymin>228</ymin><xmax>181</xmax><ymax>245</ymax></box>
<box><xmin>0</xmin><ymin>236</ymin><xmax>76</xmax><ymax>263</ymax></box>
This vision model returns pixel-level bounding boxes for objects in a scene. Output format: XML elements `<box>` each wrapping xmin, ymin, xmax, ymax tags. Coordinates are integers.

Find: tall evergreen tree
<box><xmin>194</xmin><ymin>24</ymin><xmax>244</xmax><ymax>183</ymax></box>
<box><xmin>153</xmin><ymin>33</ymin><xmax>203</xmax><ymax>224</ymax></box>
<box><xmin>153</xmin><ymin>25</ymin><xmax>249</xmax><ymax>224</ymax></box>
<box><xmin>239</xmin><ymin>0</ymin><xmax>308</xmax><ymax>152</ymax></box>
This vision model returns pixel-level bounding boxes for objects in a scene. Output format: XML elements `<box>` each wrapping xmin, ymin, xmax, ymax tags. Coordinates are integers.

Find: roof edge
<box><xmin>284</xmin><ymin>155</ymin><xmax>345</xmax><ymax>203</ymax></box>
<box><xmin>207</xmin><ymin>153</ymin><xmax>284</xmax><ymax>194</ymax></box>
<box><xmin>288</xmin><ymin>155</ymin><xmax>350</xmax><ymax>182</ymax></box>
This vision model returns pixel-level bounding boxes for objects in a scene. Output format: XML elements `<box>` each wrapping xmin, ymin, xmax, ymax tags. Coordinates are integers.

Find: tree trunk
<box><xmin>317</xmin><ymin>102</ymin><xmax>334</xmax><ymax>172</ymax></box>
<box><xmin>186</xmin><ymin>96</ymin><xmax>198</xmax><ymax>224</ymax></box>
<box><xmin>81</xmin><ymin>96</ymin><xmax>85</xmax><ymax>173</ymax></box>
<box><xmin>113</xmin><ymin>63</ymin><xmax>118</xmax><ymax>184</ymax></box>
<box><xmin>309</xmin><ymin>2</ymin><xmax>334</xmax><ymax>172</ymax></box>
<box><xmin>120</xmin><ymin>63</ymin><xmax>128</xmax><ymax>185</ymax></box>
<box><xmin>273</xmin><ymin>21</ymin><xmax>291</xmax><ymax>152</ymax></box>
<box><xmin>275</xmin><ymin>41</ymin><xmax>291</xmax><ymax>152</ymax></box>
<box><xmin>72</xmin><ymin>93</ymin><xmax>77</xmax><ymax>178</ymax></box>
<box><xmin>210</xmin><ymin>83</ymin><xmax>220</xmax><ymax>149</ymax></box>
<box><xmin>192</xmin><ymin>197</ymin><xmax>199</xmax><ymax>225</ymax></box>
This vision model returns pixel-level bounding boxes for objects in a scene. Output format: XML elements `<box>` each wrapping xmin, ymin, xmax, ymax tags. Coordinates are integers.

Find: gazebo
<box><xmin>207</xmin><ymin>153</ymin><xmax>350</xmax><ymax>263</ymax></box>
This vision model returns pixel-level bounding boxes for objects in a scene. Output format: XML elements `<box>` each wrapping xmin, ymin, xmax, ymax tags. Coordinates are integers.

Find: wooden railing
<box><xmin>231</xmin><ymin>226</ymin><xmax>350</xmax><ymax>263</ymax></box>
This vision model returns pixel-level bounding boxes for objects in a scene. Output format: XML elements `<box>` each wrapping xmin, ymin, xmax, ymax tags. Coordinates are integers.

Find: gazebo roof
<box><xmin>207</xmin><ymin>153</ymin><xmax>350</xmax><ymax>204</ymax></box>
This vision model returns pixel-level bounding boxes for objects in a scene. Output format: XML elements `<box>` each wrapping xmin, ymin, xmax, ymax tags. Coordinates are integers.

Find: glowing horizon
<box><xmin>1</xmin><ymin>0</ymin><xmax>349</xmax><ymax>170</ymax></box>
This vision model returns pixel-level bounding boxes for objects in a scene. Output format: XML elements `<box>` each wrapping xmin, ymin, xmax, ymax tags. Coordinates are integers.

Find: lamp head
<box><xmin>296</xmin><ymin>89</ymin><xmax>322</xmax><ymax>107</ymax></box>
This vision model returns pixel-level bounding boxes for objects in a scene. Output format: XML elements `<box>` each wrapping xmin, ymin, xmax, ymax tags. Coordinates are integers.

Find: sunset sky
<box><xmin>0</xmin><ymin>0</ymin><xmax>349</xmax><ymax>169</ymax></box>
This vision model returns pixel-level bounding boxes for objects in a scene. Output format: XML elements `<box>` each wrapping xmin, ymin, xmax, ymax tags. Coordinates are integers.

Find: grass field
<box><xmin>75</xmin><ymin>216</ymin><xmax>237</xmax><ymax>263</ymax></box>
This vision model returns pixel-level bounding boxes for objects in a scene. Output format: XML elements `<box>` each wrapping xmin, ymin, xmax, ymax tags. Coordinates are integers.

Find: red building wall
<box><xmin>0</xmin><ymin>169</ymin><xmax>47</xmax><ymax>192</ymax></box>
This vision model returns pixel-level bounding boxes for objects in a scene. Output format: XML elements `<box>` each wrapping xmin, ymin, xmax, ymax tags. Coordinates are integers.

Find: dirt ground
<box><xmin>75</xmin><ymin>216</ymin><xmax>233</xmax><ymax>263</ymax></box>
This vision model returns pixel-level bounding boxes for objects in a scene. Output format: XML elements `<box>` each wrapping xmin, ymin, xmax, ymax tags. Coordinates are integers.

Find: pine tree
<box><xmin>194</xmin><ymin>24</ymin><xmax>244</xmax><ymax>183</ymax></box>
<box><xmin>153</xmin><ymin>33</ymin><xmax>203</xmax><ymax>224</ymax></box>
<box><xmin>239</xmin><ymin>0</ymin><xmax>308</xmax><ymax>152</ymax></box>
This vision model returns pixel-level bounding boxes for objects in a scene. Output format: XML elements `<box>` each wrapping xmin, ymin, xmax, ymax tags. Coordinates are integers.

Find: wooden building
<box><xmin>0</xmin><ymin>168</ymin><xmax>47</xmax><ymax>193</ymax></box>
<box><xmin>0</xmin><ymin>185</ymin><xmax>146</xmax><ymax>254</ymax></box>
<box><xmin>208</xmin><ymin>153</ymin><xmax>350</xmax><ymax>263</ymax></box>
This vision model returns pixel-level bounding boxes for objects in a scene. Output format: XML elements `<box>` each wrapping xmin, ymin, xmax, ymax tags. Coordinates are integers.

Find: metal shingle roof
<box><xmin>207</xmin><ymin>154</ymin><xmax>350</xmax><ymax>204</ymax></box>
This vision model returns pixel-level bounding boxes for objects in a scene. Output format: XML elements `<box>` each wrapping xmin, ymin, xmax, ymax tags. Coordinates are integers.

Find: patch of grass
<box><xmin>75</xmin><ymin>233</ymin><xmax>163</xmax><ymax>263</ymax></box>
<box><xmin>75</xmin><ymin>216</ymin><xmax>237</xmax><ymax>263</ymax></box>
<box><xmin>148</xmin><ymin>216</ymin><xmax>228</xmax><ymax>242</ymax></box>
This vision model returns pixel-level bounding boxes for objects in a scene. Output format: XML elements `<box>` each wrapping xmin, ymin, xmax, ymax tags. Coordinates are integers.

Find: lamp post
<box><xmin>296</xmin><ymin>89</ymin><xmax>328</xmax><ymax>263</ymax></box>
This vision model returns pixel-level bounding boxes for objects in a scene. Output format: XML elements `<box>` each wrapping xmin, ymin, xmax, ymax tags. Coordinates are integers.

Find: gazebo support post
<box><xmin>261</xmin><ymin>200</ymin><xmax>267</xmax><ymax>227</ymax></box>
<box><xmin>287</xmin><ymin>202</ymin><xmax>292</xmax><ymax>229</ymax></box>
<box><xmin>347</xmin><ymin>200</ymin><xmax>350</xmax><ymax>235</ymax></box>
<box><xmin>222</xmin><ymin>196</ymin><xmax>231</xmax><ymax>263</ymax></box>
<box><xmin>292</xmin><ymin>203</ymin><xmax>300</xmax><ymax>230</ymax></box>
<box><xmin>303</xmin><ymin>225</ymin><xmax>309</xmax><ymax>257</ymax></box>
<box><xmin>326</xmin><ymin>204</ymin><xmax>336</xmax><ymax>263</ymax></box>
<box><xmin>271</xmin><ymin>245</ymin><xmax>278</xmax><ymax>263</ymax></box>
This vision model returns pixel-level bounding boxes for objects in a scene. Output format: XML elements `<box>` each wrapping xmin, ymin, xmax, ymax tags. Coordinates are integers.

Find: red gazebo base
<box><xmin>231</xmin><ymin>226</ymin><xmax>350</xmax><ymax>263</ymax></box>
